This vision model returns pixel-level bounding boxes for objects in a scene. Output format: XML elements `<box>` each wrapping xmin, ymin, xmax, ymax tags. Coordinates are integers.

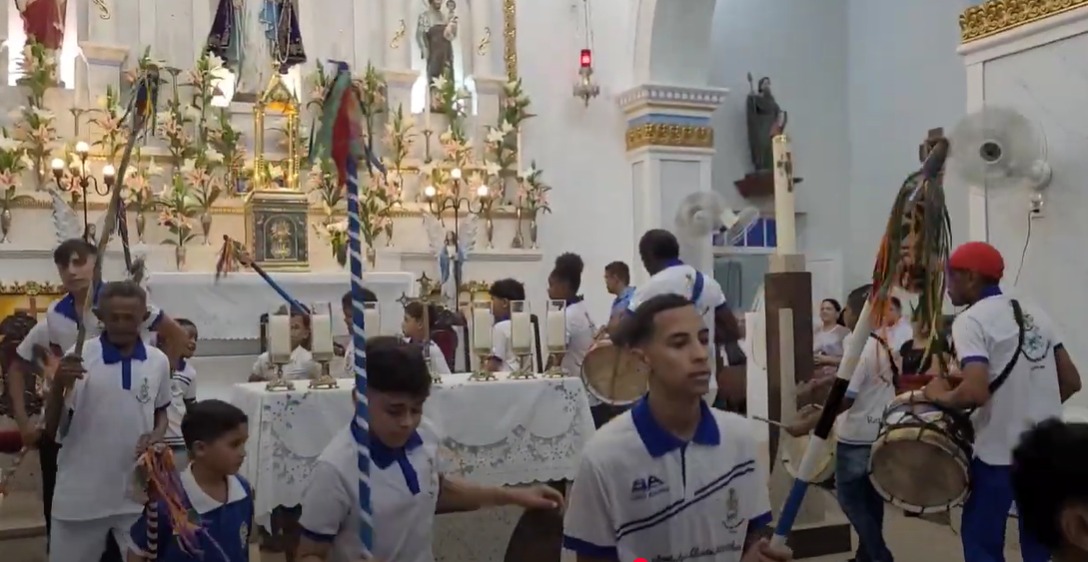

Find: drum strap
<box><xmin>869</xmin><ymin>333</ymin><xmax>900</xmax><ymax>387</ymax></box>
<box><xmin>985</xmin><ymin>299</ymin><xmax>1026</xmax><ymax>396</ymax></box>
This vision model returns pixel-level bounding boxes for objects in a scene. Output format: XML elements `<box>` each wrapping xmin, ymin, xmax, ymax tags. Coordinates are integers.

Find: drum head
<box><xmin>581</xmin><ymin>342</ymin><xmax>649</xmax><ymax>405</ymax></box>
<box><xmin>781</xmin><ymin>434</ymin><xmax>835</xmax><ymax>484</ymax></box>
<box><xmin>870</xmin><ymin>430</ymin><xmax>969</xmax><ymax>513</ymax></box>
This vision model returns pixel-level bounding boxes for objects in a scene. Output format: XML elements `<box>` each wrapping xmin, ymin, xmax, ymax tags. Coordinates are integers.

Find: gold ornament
<box><xmin>960</xmin><ymin>0</ymin><xmax>1088</xmax><ymax>43</ymax></box>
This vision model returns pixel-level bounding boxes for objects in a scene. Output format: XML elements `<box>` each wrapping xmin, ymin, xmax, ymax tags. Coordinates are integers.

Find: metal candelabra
<box><xmin>51</xmin><ymin>141</ymin><xmax>116</xmax><ymax>242</ymax></box>
<box><xmin>421</xmin><ymin>167</ymin><xmax>492</xmax><ymax>305</ymax></box>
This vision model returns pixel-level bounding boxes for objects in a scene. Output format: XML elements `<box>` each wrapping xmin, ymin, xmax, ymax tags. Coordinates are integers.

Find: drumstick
<box><xmin>750</xmin><ymin>406</ymin><xmax>822</xmax><ymax>429</ymax></box>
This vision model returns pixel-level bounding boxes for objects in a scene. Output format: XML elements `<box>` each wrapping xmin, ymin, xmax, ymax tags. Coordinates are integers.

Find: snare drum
<box><xmin>782</xmin><ymin>433</ymin><xmax>837</xmax><ymax>487</ymax></box>
<box><xmin>869</xmin><ymin>391</ymin><xmax>974</xmax><ymax>514</ymax></box>
<box><xmin>581</xmin><ymin>338</ymin><xmax>649</xmax><ymax>406</ymax></box>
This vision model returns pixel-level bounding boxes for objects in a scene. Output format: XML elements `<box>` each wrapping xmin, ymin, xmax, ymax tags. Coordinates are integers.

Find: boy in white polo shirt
<box><xmin>43</xmin><ymin>280</ymin><xmax>173</xmax><ymax>562</ymax></box>
<box><xmin>547</xmin><ymin>253</ymin><xmax>600</xmax><ymax>421</ymax></box>
<box><xmin>485</xmin><ymin>278</ymin><xmax>525</xmax><ymax>373</ymax></box>
<box><xmin>625</xmin><ymin>230</ymin><xmax>745</xmax><ymax>409</ymax></box>
<box><xmin>924</xmin><ymin>241</ymin><xmax>1082</xmax><ymax>562</ymax></box>
<box><xmin>297</xmin><ymin>338</ymin><xmax>563</xmax><ymax>562</ymax></box>
<box><xmin>163</xmin><ymin>318</ymin><xmax>199</xmax><ymax>467</ymax></box>
<box><xmin>787</xmin><ymin>284</ymin><xmax>895</xmax><ymax>562</ymax></box>
<box><xmin>563</xmin><ymin>294</ymin><xmax>791</xmax><ymax>562</ymax></box>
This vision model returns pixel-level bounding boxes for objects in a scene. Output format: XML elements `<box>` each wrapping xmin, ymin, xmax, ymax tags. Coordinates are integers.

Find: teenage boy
<box><xmin>163</xmin><ymin>319</ymin><xmax>199</xmax><ymax>467</ymax></box>
<box><xmin>45</xmin><ymin>280</ymin><xmax>173</xmax><ymax>562</ymax></box>
<box><xmin>548</xmin><ymin>254</ymin><xmax>605</xmax><ymax>425</ymax></box>
<box><xmin>485</xmin><ymin>278</ymin><xmax>526</xmax><ymax>373</ymax></box>
<box><xmin>297</xmin><ymin>339</ymin><xmax>563</xmax><ymax>562</ymax></box>
<box><xmin>563</xmin><ymin>294</ymin><xmax>790</xmax><ymax>562</ymax></box>
<box><xmin>338</xmin><ymin>288</ymin><xmax>378</xmax><ymax>377</ymax></box>
<box><xmin>128</xmin><ymin>399</ymin><xmax>254</xmax><ymax>561</ymax></box>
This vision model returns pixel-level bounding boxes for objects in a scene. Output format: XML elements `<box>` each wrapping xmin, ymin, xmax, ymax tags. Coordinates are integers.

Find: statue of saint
<box><xmin>207</xmin><ymin>0</ymin><xmax>307</xmax><ymax>97</ymax></box>
<box><xmin>416</xmin><ymin>0</ymin><xmax>458</xmax><ymax>88</ymax></box>
<box><xmin>746</xmin><ymin>74</ymin><xmax>787</xmax><ymax>172</ymax></box>
<box><xmin>15</xmin><ymin>0</ymin><xmax>66</xmax><ymax>51</ymax></box>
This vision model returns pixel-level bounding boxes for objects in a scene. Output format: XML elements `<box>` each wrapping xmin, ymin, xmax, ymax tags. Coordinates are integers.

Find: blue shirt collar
<box><xmin>494</xmin><ymin>313</ymin><xmax>510</xmax><ymax>323</ymax></box>
<box><xmin>662</xmin><ymin>258</ymin><xmax>685</xmax><ymax>269</ymax></box>
<box><xmin>980</xmin><ymin>285</ymin><xmax>1003</xmax><ymax>299</ymax></box>
<box><xmin>631</xmin><ymin>397</ymin><xmax>720</xmax><ymax>458</ymax></box>
<box><xmin>53</xmin><ymin>282</ymin><xmax>104</xmax><ymax>323</ymax></box>
<box><xmin>177</xmin><ymin>358</ymin><xmax>188</xmax><ymax>372</ymax></box>
<box><xmin>100</xmin><ymin>334</ymin><xmax>147</xmax><ymax>364</ymax></box>
<box><xmin>612</xmin><ymin>286</ymin><xmax>635</xmax><ymax>306</ymax></box>
<box><xmin>371</xmin><ymin>431</ymin><xmax>424</xmax><ymax>469</ymax></box>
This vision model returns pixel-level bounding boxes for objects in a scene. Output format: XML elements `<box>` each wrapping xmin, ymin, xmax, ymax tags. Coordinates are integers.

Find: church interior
<box><xmin>0</xmin><ymin>0</ymin><xmax>1084</xmax><ymax>560</ymax></box>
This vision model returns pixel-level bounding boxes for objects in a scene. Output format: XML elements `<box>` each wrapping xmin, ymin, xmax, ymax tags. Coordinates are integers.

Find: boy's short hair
<box><xmin>367</xmin><ymin>339</ymin><xmax>431</xmax><ymax>398</ymax></box>
<box><xmin>617</xmin><ymin>294</ymin><xmax>693</xmax><ymax>347</ymax></box>
<box><xmin>488</xmin><ymin>278</ymin><xmax>525</xmax><ymax>301</ymax></box>
<box><xmin>604</xmin><ymin>261</ymin><xmax>630</xmax><ymax>284</ymax></box>
<box><xmin>181</xmin><ymin>399</ymin><xmax>249</xmax><ymax>451</ymax></box>
<box><xmin>176</xmin><ymin>318</ymin><xmax>197</xmax><ymax>330</ymax></box>
<box><xmin>97</xmin><ymin>280</ymin><xmax>147</xmax><ymax>306</ymax></box>
<box><xmin>1012</xmin><ymin>418</ymin><xmax>1088</xmax><ymax>550</ymax></box>
<box><xmin>53</xmin><ymin>238</ymin><xmax>97</xmax><ymax>266</ymax></box>
<box><xmin>343</xmin><ymin>289</ymin><xmax>378</xmax><ymax>309</ymax></box>
<box><xmin>845</xmin><ymin>284</ymin><xmax>872</xmax><ymax>316</ymax></box>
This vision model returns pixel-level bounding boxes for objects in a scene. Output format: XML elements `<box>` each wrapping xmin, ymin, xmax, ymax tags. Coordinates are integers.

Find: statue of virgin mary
<box><xmin>207</xmin><ymin>0</ymin><xmax>307</xmax><ymax>97</ymax></box>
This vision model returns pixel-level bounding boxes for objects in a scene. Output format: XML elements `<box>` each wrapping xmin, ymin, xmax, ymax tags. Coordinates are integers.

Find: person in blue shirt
<box><xmin>604</xmin><ymin>261</ymin><xmax>635</xmax><ymax>334</ymax></box>
<box><xmin>128</xmin><ymin>399</ymin><xmax>253</xmax><ymax>562</ymax></box>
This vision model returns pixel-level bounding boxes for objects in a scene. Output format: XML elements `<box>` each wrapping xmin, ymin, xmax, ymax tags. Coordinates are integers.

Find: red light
<box><xmin>580</xmin><ymin>49</ymin><xmax>592</xmax><ymax>68</ymax></box>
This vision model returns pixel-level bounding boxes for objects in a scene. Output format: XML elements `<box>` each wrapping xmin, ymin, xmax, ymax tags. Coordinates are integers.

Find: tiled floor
<box><xmin>0</xmin><ymin>509</ymin><xmax>1028</xmax><ymax>562</ymax></box>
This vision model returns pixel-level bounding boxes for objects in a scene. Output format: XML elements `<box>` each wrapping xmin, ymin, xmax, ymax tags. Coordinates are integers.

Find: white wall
<box><xmin>708</xmin><ymin>0</ymin><xmax>970</xmax><ymax>297</ymax></box>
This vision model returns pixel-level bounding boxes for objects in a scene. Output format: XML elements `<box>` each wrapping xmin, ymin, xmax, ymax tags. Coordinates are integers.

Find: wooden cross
<box><xmin>919</xmin><ymin>127</ymin><xmax>944</xmax><ymax>163</ymax></box>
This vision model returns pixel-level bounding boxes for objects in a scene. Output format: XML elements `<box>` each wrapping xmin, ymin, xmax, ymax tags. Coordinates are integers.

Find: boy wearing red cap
<box><xmin>924</xmin><ymin>241</ymin><xmax>1083</xmax><ymax>562</ymax></box>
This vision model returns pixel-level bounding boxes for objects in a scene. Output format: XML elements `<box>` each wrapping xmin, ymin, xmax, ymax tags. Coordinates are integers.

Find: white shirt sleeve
<box><xmin>846</xmin><ymin>339</ymin><xmax>877</xmax><ymax>398</ymax></box>
<box><xmin>155</xmin><ymin>360</ymin><xmax>172</xmax><ymax>410</ymax></box>
<box><xmin>561</xmin><ymin>454</ymin><xmax>617</xmax><ymax>558</ymax></box>
<box><xmin>429</xmin><ymin>342</ymin><xmax>452</xmax><ymax>374</ymax></box>
<box><xmin>952</xmin><ymin>315</ymin><xmax>990</xmax><ymax>366</ymax></box>
<box><xmin>706</xmin><ymin>277</ymin><xmax>727</xmax><ymax>310</ymax></box>
<box><xmin>252</xmin><ymin>352</ymin><xmax>270</xmax><ymax>377</ymax></box>
<box><xmin>298</xmin><ymin>460</ymin><xmax>353</xmax><ymax>541</ymax></box>
<box><xmin>15</xmin><ymin>323</ymin><xmax>50</xmax><ymax>362</ymax></box>
<box><xmin>143</xmin><ymin>302</ymin><xmax>165</xmax><ymax>332</ymax></box>
<box><xmin>182</xmin><ymin>367</ymin><xmax>198</xmax><ymax>401</ymax></box>
<box><xmin>490</xmin><ymin>324</ymin><xmax>510</xmax><ymax>364</ymax></box>
<box><xmin>626</xmin><ymin>285</ymin><xmax>647</xmax><ymax>313</ymax></box>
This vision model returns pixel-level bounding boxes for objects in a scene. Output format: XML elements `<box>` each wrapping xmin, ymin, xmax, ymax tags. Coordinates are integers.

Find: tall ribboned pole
<box><xmin>769</xmin><ymin>137</ymin><xmax>950</xmax><ymax>549</ymax></box>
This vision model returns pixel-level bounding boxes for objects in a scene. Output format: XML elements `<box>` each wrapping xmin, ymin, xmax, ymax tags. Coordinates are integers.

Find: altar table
<box><xmin>232</xmin><ymin>373</ymin><xmax>595</xmax><ymax>548</ymax></box>
<box><xmin>148</xmin><ymin>271</ymin><xmax>416</xmax><ymax>340</ymax></box>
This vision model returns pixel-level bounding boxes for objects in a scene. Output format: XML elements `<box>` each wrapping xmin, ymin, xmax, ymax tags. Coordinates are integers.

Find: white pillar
<box><xmin>383</xmin><ymin>0</ymin><xmax>409</xmax><ymax>71</ymax></box>
<box><xmin>618</xmin><ymin>84</ymin><xmax>726</xmax><ymax>284</ymax></box>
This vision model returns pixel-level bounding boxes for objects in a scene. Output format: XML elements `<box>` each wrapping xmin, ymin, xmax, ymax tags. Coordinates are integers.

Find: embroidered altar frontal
<box><xmin>244</xmin><ymin>190</ymin><xmax>310</xmax><ymax>271</ymax></box>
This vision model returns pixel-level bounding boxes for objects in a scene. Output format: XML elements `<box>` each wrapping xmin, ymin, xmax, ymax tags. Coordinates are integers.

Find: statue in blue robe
<box><xmin>207</xmin><ymin>0</ymin><xmax>307</xmax><ymax>96</ymax></box>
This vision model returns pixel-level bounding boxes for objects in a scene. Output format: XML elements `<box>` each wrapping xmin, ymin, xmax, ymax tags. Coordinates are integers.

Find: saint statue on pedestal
<box><xmin>424</xmin><ymin>214</ymin><xmax>477</xmax><ymax>309</ymax></box>
<box><xmin>416</xmin><ymin>0</ymin><xmax>458</xmax><ymax>88</ymax></box>
<box><xmin>746</xmin><ymin>74</ymin><xmax>787</xmax><ymax>172</ymax></box>
<box><xmin>207</xmin><ymin>0</ymin><xmax>307</xmax><ymax>97</ymax></box>
<box><xmin>14</xmin><ymin>0</ymin><xmax>66</xmax><ymax>51</ymax></box>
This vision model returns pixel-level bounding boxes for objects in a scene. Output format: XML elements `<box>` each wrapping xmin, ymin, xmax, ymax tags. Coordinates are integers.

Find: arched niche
<box><xmin>631</xmin><ymin>0</ymin><xmax>717</xmax><ymax>86</ymax></box>
<box><xmin>7</xmin><ymin>0</ymin><xmax>80</xmax><ymax>87</ymax></box>
<box><xmin>409</xmin><ymin>0</ymin><xmax>479</xmax><ymax>116</ymax></box>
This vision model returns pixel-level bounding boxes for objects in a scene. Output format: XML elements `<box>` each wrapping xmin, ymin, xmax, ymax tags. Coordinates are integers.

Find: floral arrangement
<box><xmin>318</xmin><ymin>218</ymin><xmax>349</xmax><ymax>265</ymax></box>
<box><xmin>181</xmin><ymin>156</ymin><xmax>222</xmax><ymax>221</ymax></box>
<box><xmin>124</xmin><ymin>151</ymin><xmax>162</xmax><ymax>215</ymax></box>
<box><xmin>90</xmin><ymin>85</ymin><xmax>129</xmax><ymax>164</ymax></box>
<box><xmin>483</xmin><ymin>119</ymin><xmax>516</xmax><ymax>185</ymax></box>
<box><xmin>207</xmin><ymin>108</ymin><xmax>246</xmax><ymax>193</ymax></box>
<box><xmin>306</xmin><ymin>61</ymin><xmax>333</xmax><ymax>111</ymax></box>
<box><xmin>9</xmin><ymin>101</ymin><xmax>56</xmax><ymax>191</ymax></box>
<box><xmin>382</xmin><ymin>105</ymin><xmax>415</xmax><ymax>202</ymax></box>
<box><xmin>17</xmin><ymin>40</ymin><xmax>59</xmax><ymax>108</ymax></box>
<box><xmin>156</xmin><ymin>174</ymin><xmax>200</xmax><ymax>247</ymax></box>
<box><xmin>502</xmin><ymin>78</ymin><xmax>534</xmax><ymax>130</ymax></box>
<box><xmin>354</xmin><ymin>62</ymin><xmax>387</xmax><ymax>137</ymax></box>
<box><xmin>156</xmin><ymin>83</ymin><xmax>196</xmax><ymax>170</ymax></box>
<box><xmin>306</xmin><ymin>156</ymin><xmax>345</xmax><ymax>217</ymax></box>
<box><xmin>432</xmin><ymin>70</ymin><xmax>471</xmax><ymax>141</ymax></box>
<box><xmin>517</xmin><ymin>161</ymin><xmax>551</xmax><ymax>216</ymax></box>
<box><xmin>185</xmin><ymin>52</ymin><xmax>229</xmax><ymax>148</ymax></box>
<box><xmin>0</xmin><ymin>129</ymin><xmax>30</xmax><ymax>214</ymax></box>
<box><xmin>357</xmin><ymin>171</ymin><xmax>394</xmax><ymax>247</ymax></box>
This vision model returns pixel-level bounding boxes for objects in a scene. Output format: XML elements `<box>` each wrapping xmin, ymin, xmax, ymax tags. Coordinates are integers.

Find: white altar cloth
<box><xmin>147</xmin><ymin>271</ymin><xmax>416</xmax><ymax>340</ymax></box>
<box><xmin>231</xmin><ymin>372</ymin><xmax>596</xmax><ymax>527</ymax></box>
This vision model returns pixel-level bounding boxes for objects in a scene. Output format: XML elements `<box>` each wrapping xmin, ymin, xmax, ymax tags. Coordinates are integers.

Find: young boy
<box><xmin>297</xmin><ymin>339</ymin><xmax>563</xmax><ymax>562</ymax></box>
<box><xmin>547</xmin><ymin>254</ymin><xmax>602</xmax><ymax>423</ymax></box>
<box><xmin>163</xmin><ymin>319</ymin><xmax>199</xmax><ymax>467</ymax></box>
<box><xmin>485</xmin><ymin>278</ymin><xmax>525</xmax><ymax>373</ymax></box>
<box><xmin>338</xmin><ymin>288</ymin><xmax>378</xmax><ymax>377</ymax></box>
<box><xmin>1012</xmin><ymin>419</ymin><xmax>1088</xmax><ymax>562</ymax></box>
<box><xmin>787</xmin><ymin>284</ymin><xmax>896</xmax><ymax>562</ymax></box>
<box><xmin>128</xmin><ymin>399</ymin><xmax>254</xmax><ymax>561</ymax></box>
<box><xmin>45</xmin><ymin>280</ymin><xmax>173</xmax><ymax>562</ymax></box>
<box><xmin>563</xmin><ymin>295</ymin><xmax>789</xmax><ymax>562</ymax></box>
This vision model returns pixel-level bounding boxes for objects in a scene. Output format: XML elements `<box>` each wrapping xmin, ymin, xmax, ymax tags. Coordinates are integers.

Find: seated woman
<box><xmin>252</xmin><ymin>306</ymin><xmax>318</xmax><ymax>381</ymax></box>
<box><xmin>402</xmin><ymin>300</ymin><xmax>452</xmax><ymax>375</ymax></box>
<box><xmin>812</xmin><ymin>298</ymin><xmax>850</xmax><ymax>389</ymax></box>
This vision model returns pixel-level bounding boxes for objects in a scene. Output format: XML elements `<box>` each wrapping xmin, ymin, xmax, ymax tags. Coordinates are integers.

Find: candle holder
<box><xmin>543</xmin><ymin>300</ymin><xmax>568</xmax><ymax>378</ymax></box>
<box><xmin>265</xmin><ymin>307</ymin><xmax>295</xmax><ymax>391</ymax></box>
<box><xmin>309</xmin><ymin>302</ymin><xmax>339</xmax><ymax>390</ymax></box>
<box><xmin>469</xmin><ymin>300</ymin><xmax>496</xmax><ymax>381</ymax></box>
<box><xmin>509</xmin><ymin>300</ymin><xmax>535</xmax><ymax>380</ymax></box>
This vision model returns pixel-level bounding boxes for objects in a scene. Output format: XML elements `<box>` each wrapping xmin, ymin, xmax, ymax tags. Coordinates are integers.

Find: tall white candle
<box><xmin>546</xmin><ymin>310</ymin><xmax>566</xmax><ymax>350</ymax></box>
<box><xmin>472</xmin><ymin>308</ymin><xmax>493</xmax><ymax>351</ymax></box>
<box><xmin>516</xmin><ymin>127</ymin><xmax>524</xmax><ymax>175</ymax></box>
<box><xmin>268</xmin><ymin>316</ymin><xmax>292</xmax><ymax>364</ymax></box>
<box><xmin>310</xmin><ymin>314</ymin><xmax>335</xmax><ymax>362</ymax></box>
<box><xmin>424</xmin><ymin>82</ymin><xmax>432</xmax><ymax>133</ymax></box>
<box><xmin>771</xmin><ymin>134</ymin><xmax>797</xmax><ymax>255</ymax></box>
<box><xmin>364</xmin><ymin>308</ymin><xmax>381</xmax><ymax>340</ymax></box>
<box><xmin>510</xmin><ymin>312</ymin><xmax>532</xmax><ymax>351</ymax></box>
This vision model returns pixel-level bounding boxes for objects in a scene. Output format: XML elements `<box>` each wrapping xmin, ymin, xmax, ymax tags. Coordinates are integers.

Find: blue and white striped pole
<box><xmin>345</xmin><ymin>153</ymin><xmax>373</xmax><ymax>556</ymax></box>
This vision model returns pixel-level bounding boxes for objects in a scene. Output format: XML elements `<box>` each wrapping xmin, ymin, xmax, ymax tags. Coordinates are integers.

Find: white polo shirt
<box><xmin>563</xmin><ymin>399</ymin><xmax>772</xmax><ymax>561</ymax></box>
<box><xmin>838</xmin><ymin>335</ymin><xmax>896</xmax><ymax>445</ymax></box>
<box><xmin>953</xmin><ymin>293</ymin><xmax>1063</xmax><ymax>466</ymax></box>
<box><xmin>164</xmin><ymin>360</ymin><xmax>198</xmax><ymax>448</ymax></box>
<box><xmin>53</xmin><ymin>336</ymin><xmax>172</xmax><ymax>521</ymax></box>
<box><xmin>628</xmin><ymin>262</ymin><xmax>728</xmax><ymax>375</ymax></box>
<box><xmin>252</xmin><ymin>346</ymin><xmax>318</xmax><ymax>380</ymax></box>
<box><xmin>489</xmin><ymin>319</ymin><xmax>519</xmax><ymax>372</ymax></box>
<box><xmin>299</xmin><ymin>419</ymin><xmax>444</xmax><ymax>562</ymax></box>
<box><xmin>562</xmin><ymin>297</ymin><xmax>596</xmax><ymax>377</ymax></box>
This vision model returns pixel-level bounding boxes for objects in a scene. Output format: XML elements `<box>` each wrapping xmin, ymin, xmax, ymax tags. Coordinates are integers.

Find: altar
<box><xmin>232</xmin><ymin>372</ymin><xmax>596</xmax><ymax>561</ymax></box>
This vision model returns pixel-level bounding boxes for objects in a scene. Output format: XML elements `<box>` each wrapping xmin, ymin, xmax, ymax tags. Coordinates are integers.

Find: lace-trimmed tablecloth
<box><xmin>147</xmin><ymin>271</ymin><xmax>416</xmax><ymax>340</ymax></box>
<box><xmin>232</xmin><ymin>372</ymin><xmax>596</xmax><ymax>527</ymax></box>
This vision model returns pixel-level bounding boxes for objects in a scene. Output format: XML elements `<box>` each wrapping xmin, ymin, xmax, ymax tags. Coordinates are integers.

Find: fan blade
<box><xmin>724</xmin><ymin>207</ymin><xmax>761</xmax><ymax>245</ymax></box>
<box><xmin>674</xmin><ymin>191</ymin><xmax>726</xmax><ymax>239</ymax></box>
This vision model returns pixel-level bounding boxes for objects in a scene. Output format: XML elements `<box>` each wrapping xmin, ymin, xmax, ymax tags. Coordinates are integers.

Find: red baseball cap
<box><xmin>948</xmin><ymin>241</ymin><xmax>1004</xmax><ymax>281</ymax></box>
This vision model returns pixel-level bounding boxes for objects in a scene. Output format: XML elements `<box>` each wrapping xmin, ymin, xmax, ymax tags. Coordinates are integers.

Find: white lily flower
<box><xmin>205</xmin><ymin>148</ymin><xmax>223</xmax><ymax>163</ymax></box>
<box><xmin>146</xmin><ymin>158</ymin><xmax>164</xmax><ymax>176</ymax></box>
<box><xmin>184</xmin><ymin>106</ymin><xmax>202</xmax><ymax>121</ymax></box>
<box><xmin>32</xmin><ymin>108</ymin><xmax>54</xmax><ymax>122</ymax></box>
<box><xmin>0</xmin><ymin>134</ymin><xmax>21</xmax><ymax>152</ymax></box>
<box><xmin>483</xmin><ymin>161</ymin><xmax>502</xmax><ymax>178</ymax></box>
<box><xmin>180</xmin><ymin>159</ymin><xmax>197</xmax><ymax>174</ymax></box>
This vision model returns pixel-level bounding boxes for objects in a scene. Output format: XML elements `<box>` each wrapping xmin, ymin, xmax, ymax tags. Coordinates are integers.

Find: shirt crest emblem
<box><xmin>722</xmin><ymin>488</ymin><xmax>744</xmax><ymax>530</ymax></box>
<box><xmin>137</xmin><ymin>377</ymin><xmax>151</xmax><ymax>403</ymax></box>
<box><xmin>1019</xmin><ymin>312</ymin><xmax>1051</xmax><ymax>363</ymax></box>
<box><xmin>240</xmin><ymin>522</ymin><xmax>250</xmax><ymax>549</ymax></box>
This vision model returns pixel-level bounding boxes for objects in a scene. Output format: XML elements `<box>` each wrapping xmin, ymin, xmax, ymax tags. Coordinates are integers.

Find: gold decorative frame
<box><xmin>626</xmin><ymin>123</ymin><xmax>714</xmax><ymax>151</ymax></box>
<box><xmin>0</xmin><ymin>281</ymin><xmax>66</xmax><ymax>321</ymax></box>
<box><xmin>504</xmin><ymin>0</ymin><xmax>518</xmax><ymax>80</ymax></box>
<box><xmin>960</xmin><ymin>0</ymin><xmax>1088</xmax><ymax>43</ymax></box>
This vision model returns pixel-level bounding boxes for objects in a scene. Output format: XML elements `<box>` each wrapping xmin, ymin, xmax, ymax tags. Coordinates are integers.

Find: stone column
<box><xmin>75</xmin><ymin>43</ymin><xmax>128</xmax><ymax>109</ymax></box>
<box><xmin>618</xmin><ymin>84</ymin><xmax>724</xmax><ymax>286</ymax></box>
